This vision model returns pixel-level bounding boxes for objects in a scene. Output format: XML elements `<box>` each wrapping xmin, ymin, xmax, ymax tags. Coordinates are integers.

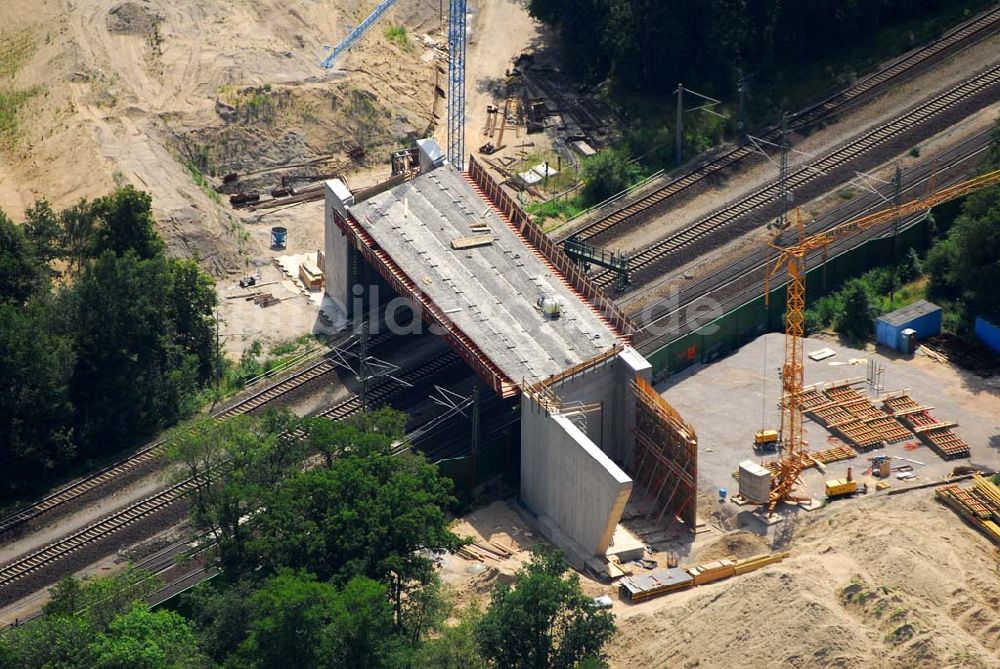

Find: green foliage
<box><xmin>525</xmin><ymin>198</ymin><xmax>585</xmax><ymax>227</ymax></box>
<box><xmin>0</xmin><ymin>188</ymin><xmax>217</xmax><ymax>497</ymax></box>
<box><xmin>0</xmin><ymin>611</ymin><xmax>97</xmax><ymax>669</ymax></box>
<box><xmin>0</xmin><ymin>83</ymin><xmax>39</xmax><ymax>145</ymax></box>
<box><xmin>579</xmin><ymin>148</ymin><xmax>642</xmax><ymax>206</ymax></box>
<box><xmin>44</xmin><ymin>567</ymin><xmax>162</xmax><ymax>629</ymax></box>
<box><xmin>184</xmin><ymin>161</ymin><xmax>222</xmax><ymax>204</ymax></box>
<box><xmin>247</xmin><ymin>421</ymin><xmax>465</xmax><ymax>617</ymax></box>
<box><xmin>0</xmin><ymin>569</ymin><xmax>205</xmax><ymax>669</ymax></box>
<box><xmin>416</xmin><ymin>602</ymin><xmax>486</xmax><ymax>668</ymax></box>
<box><xmin>926</xmin><ymin>184</ymin><xmax>1000</xmax><ymax>324</ymax></box>
<box><xmin>803</xmin><ymin>249</ymin><xmax>928</xmax><ymax>339</ymax></box>
<box><xmin>532</xmin><ymin>0</ymin><xmax>990</xmax><ymax>99</ymax></box>
<box><xmin>385</xmin><ymin>24</ymin><xmax>410</xmax><ymax>48</ymax></box>
<box><xmin>838</xmin><ymin>279</ymin><xmax>877</xmax><ymax>342</ymax></box>
<box><xmin>0</xmin><ymin>210</ymin><xmax>45</xmax><ymax>305</ymax></box>
<box><xmin>168</xmin><ymin>411</ymin><xmax>305</xmax><ymax>573</ymax></box>
<box><xmin>475</xmin><ymin>547</ymin><xmax>616</xmax><ymax>668</ymax></box>
<box><xmin>89</xmin><ymin>604</ymin><xmax>206</xmax><ymax>669</ymax></box>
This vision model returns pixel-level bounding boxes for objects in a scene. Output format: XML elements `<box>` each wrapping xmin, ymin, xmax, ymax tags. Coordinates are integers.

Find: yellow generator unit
<box><xmin>825</xmin><ymin>468</ymin><xmax>858</xmax><ymax>499</ymax></box>
<box><xmin>753</xmin><ymin>429</ymin><xmax>779</xmax><ymax>452</ymax></box>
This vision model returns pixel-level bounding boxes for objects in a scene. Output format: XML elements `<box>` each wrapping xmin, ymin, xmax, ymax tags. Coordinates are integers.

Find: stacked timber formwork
<box><xmin>630</xmin><ymin>377</ymin><xmax>698</xmax><ymax>529</ymax></box>
<box><xmin>936</xmin><ymin>474</ymin><xmax>1000</xmax><ymax>544</ymax></box>
<box><xmin>799</xmin><ymin>380</ymin><xmax>911</xmax><ymax>451</ymax></box>
<box><xmin>882</xmin><ymin>392</ymin><xmax>970</xmax><ymax>459</ymax></box>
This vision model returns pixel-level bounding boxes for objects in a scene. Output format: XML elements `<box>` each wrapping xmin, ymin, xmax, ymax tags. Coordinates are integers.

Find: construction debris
<box><xmin>450</xmin><ymin>234</ymin><xmax>494</xmax><ymax>250</ymax></box>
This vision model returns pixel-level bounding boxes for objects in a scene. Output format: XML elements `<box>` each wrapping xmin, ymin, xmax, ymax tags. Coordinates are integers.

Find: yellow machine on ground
<box><xmin>753</xmin><ymin>429</ymin><xmax>780</xmax><ymax>453</ymax></box>
<box><xmin>825</xmin><ymin>468</ymin><xmax>859</xmax><ymax>499</ymax></box>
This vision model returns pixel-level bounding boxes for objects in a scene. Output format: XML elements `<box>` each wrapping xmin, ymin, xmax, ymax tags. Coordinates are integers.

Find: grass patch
<box><xmin>526</xmin><ymin>197</ymin><xmax>585</xmax><ymax>227</ymax></box>
<box><xmin>193</xmin><ymin>335</ymin><xmax>321</xmax><ymax>407</ymax></box>
<box><xmin>0</xmin><ymin>29</ymin><xmax>40</xmax><ymax>146</ymax></box>
<box><xmin>0</xmin><ymin>86</ymin><xmax>39</xmax><ymax>144</ymax></box>
<box><xmin>183</xmin><ymin>160</ymin><xmax>222</xmax><ymax>204</ymax></box>
<box><xmin>385</xmin><ymin>24</ymin><xmax>410</xmax><ymax>49</ymax></box>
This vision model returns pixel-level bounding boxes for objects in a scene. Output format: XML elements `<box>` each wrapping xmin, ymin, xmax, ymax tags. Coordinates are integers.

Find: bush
<box><xmin>579</xmin><ymin>149</ymin><xmax>642</xmax><ymax>206</ymax></box>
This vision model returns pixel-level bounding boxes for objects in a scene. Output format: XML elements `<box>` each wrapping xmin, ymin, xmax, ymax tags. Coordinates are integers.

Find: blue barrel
<box><xmin>271</xmin><ymin>226</ymin><xmax>287</xmax><ymax>249</ymax></box>
<box><xmin>719</xmin><ymin>487</ymin><xmax>727</xmax><ymax>501</ymax></box>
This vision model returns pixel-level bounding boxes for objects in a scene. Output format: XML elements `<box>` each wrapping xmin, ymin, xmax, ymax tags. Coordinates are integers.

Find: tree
<box><xmin>0</xmin><ymin>210</ymin><xmax>45</xmax><ymax>306</ymax></box>
<box><xmin>89</xmin><ymin>604</ymin><xmax>207</xmax><ymax>669</ymax></box>
<box><xmin>579</xmin><ymin>149</ymin><xmax>642</xmax><ymax>205</ymax></box>
<box><xmin>0</xmin><ymin>300</ymin><xmax>75</xmax><ymax>493</ymax></box>
<box><xmin>233</xmin><ymin>571</ymin><xmax>404</xmax><ymax>669</ymax></box>
<box><xmin>836</xmin><ymin>279</ymin><xmax>877</xmax><ymax>342</ymax></box>
<box><xmin>0</xmin><ymin>612</ymin><xmax>96</xmax><ymax>669</ymax></box>
<box><xmin>90</xmin><ymin>187</ymin><xmax>165</xmax><ymax>260</ymax></box>
<box><xmin>68</xmin><ymin>250</ymin><xmax>211</xmax><ymax>456</ymax></box>
<box><xmin>169</xmin><ymin>411</ymin><xmax>305</xmax><ymax>574</ymax></box>
<box><xmin>248</xmin><ymin>436</ymin><xmax>464</xmax><ymax>627</ymax></box>
<box><xmin>43</xmin><ymin>566</ymin><xmax>162</xmax><ymax>630</ymax></box>
<box><xmin>476</xmin><ymin>547</ymin><xmax>616</xmax><ymax>669</ymax></box>
<box><xmin>24</xmin><ymin>199</ymin><xmax>64</xmax><ymax>267</ymax></box>
<box><xmin>926</xmin><ymin>184</ymin><xmax>1000</xmax><ymax>323</ymax></box>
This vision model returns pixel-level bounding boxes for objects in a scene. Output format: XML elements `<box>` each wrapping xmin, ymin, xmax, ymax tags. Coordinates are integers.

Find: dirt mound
<box><xmin>611</xmin><ymin>492</ymin><xmax>1000</xmax><ymax>668</ymax></box>
<box><xmin>106</xmin><ymin>2</ymin><xmax>161</xmax><ymax>35</ymax></box>
<box><xmin>693</xmin><ymin>531</ymin><xmax>770</xmax><ymax>562</ymax></box>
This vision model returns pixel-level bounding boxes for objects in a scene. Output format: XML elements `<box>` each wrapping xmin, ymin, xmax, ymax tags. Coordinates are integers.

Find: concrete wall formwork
<box><xmin>520</xmin><ymin>398</ymin><xmax>632</xmax><ymax>560</ymax></box>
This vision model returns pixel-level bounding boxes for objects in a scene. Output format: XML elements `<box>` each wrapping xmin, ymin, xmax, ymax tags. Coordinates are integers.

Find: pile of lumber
<box><xmin>456</xmin><ymin>539</ymin><xmax>516</xmax><ymax>562</ymax></box>
<box><xmin>936</xmin><ymin>474</ymin><xmax>1000</xmax><ymax>545</ymax></box>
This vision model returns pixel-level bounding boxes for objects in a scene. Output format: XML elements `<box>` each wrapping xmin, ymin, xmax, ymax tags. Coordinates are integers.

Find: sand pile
<box><xmin>610</xmin><ymin>492</ymin><xmax>1000</xmax><ymax>668</ymax></box>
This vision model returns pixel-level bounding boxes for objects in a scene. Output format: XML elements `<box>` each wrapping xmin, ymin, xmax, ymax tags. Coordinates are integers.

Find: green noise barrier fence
<box><xmin>645</xmin><ymin>217</ymin><xmax>936</xmax><ymax>379</ymax></box>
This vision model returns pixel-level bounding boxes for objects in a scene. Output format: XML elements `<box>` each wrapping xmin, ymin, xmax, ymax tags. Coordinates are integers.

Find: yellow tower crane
<box><xmin>764</xmin><ymin>167</ymin><xmax>1000</xmax><ymax>513</ymax></box>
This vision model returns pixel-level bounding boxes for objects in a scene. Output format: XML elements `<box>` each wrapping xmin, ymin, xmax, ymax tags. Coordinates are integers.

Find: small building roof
<box><xmin>877</xmin><ymin>299</ymin><xmax>941</xmax><ymax>327</ymax></box>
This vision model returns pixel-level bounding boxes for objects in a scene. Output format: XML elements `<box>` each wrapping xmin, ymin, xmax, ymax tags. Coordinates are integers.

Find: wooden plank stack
<box><xmin>936</xmin><ymin>474</ymin><xmax>1000</xmax><ymax>545</ymax></box>
<box><xmin>883</xmin><ymin>392</ymin><xmax>970</xmax><ymax>459</ymax></box>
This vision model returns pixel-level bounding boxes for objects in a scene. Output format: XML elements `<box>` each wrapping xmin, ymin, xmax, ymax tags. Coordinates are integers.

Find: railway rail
<box><xmin>0</xmin><ymin>330</ymin><xmax>397</xmax><ymax>538</ymax></box>
<box><xmin>590</xmin><ymin>63</ymin><xmax>1000</xmax><ymax>290</ymax></box>
<box><xmin>564</xmin><ymin>5</ymin><xmax>1000</xmax><ymax>243</ymax></box>
<box><xmin>626</xmin><ymin>128</ymin><xmax>994</xmax><ymax>354</ymax></box>
<box><xmin>0</xmin><ymin>350</ymin><xmax>465</xmax><ymax>592</ymax></box>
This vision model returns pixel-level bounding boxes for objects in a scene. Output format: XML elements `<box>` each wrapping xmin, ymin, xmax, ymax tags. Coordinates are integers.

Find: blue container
<box><xmin>718</xmin><ymin>487</ymin><xmax>727</xmax><ymax>501</ymax></box>
<box><xmin>271</xmin><ymin>226</ymin><xmax>287</xmax><ymax>249</ymax></box>
<box><xmin>875</xmin><ymin>300</ymin><xmax>942</xmax><ymax>352</ymax></box>
<box><xmin>975</xmin><ymin>317</ymin><xmax>1000</xmax><ymax>353</ymax></box>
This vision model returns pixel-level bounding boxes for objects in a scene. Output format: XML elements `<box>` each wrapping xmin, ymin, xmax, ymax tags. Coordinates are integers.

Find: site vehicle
<box><xmin>753</xmin><ymin>429</ymin><xmax>780</xmax><ymax>452</ymax></box>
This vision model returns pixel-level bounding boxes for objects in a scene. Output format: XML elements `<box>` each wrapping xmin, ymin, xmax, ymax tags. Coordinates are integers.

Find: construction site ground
<box><xmin>441</xmin><ymin>332</ymin><xmax>1000</xmax><ymax>668</ymax></box>
<box><xmin>660</xmin><ymin>332</ymin><xmax>1000</xmax><ymax>502</ymax></box>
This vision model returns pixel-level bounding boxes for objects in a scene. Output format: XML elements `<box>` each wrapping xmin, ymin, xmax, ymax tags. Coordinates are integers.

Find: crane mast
<box><xmin>765</xmin><ymin>167</ymin><xmax>1000</xmax><ymax>513</ymax></box>
<box><xmin>320</xmin><ymin>0</ymin><xmax>468</xmax><ymax>169</ymax></box>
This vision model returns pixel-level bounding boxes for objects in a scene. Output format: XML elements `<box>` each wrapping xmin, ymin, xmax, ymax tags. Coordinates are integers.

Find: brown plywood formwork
<box><xmin>630</xmin><ymin>376</ymin><xmax>697</xmax><ymax>528</ymax></box>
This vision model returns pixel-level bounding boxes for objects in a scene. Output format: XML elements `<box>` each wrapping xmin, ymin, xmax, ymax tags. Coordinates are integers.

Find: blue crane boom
<box><xmin>320</xmin><ymin>0</ymin><xmax>402</xmax><ymax>70</ymax></box>
<box><xmin>319</xmin><ymin>0</ymin><xmax>467</xmax><ymax>168</ymax></box>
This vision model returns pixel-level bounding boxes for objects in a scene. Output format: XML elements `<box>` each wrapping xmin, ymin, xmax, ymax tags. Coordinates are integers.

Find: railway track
<box><xmin>626</xmin><ymin>128</ymin><xmax>994</xmax><ymax>353</ymax></box>
<box><xmin>0</xmin><ymin>331</ymin><xmax>396</xmax><ymax>537</ymax></box>
<box><xmin>0</xmin><ymin>350</ymin><xmax>465</xmax><ymax>591</ymax></box>
<box><xmin>566</xmin><ymin>5</ymin><xmax>1000</xmax><ymax>243</ymax></box>
<box><xmin>591</xmin><ymin>63</ymin><xmax>1000</xmax><ymax>289</ymax></box>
